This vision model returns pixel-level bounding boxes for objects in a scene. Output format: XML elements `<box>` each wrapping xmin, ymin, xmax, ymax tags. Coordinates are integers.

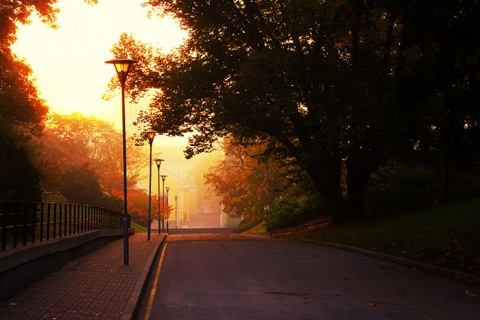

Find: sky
<box><xmin>12</xmin><ymin>1</ymin><xmax>224</xmax><ymax>224</ymax></box>
<box><xmin>12</xmin><ymin>0</ymin><xmax>188</xmax><ymax>145</ymax></box>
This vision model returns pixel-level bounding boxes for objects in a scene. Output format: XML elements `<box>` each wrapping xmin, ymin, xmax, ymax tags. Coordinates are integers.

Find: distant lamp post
<box><xmin>174</xmin><ymin>195</ymin><xmax>178</xmax><ymax>229</ymax></box>
<box><xmin>161</xmin><ymin>175</ymin><xmax>167</xmax><ymax>232</ymax></box>
<box><xmin>145</xmin><ymin>130</ymin><xmax>157</xmax><ymax>241</ymax></box>
<box><xmin>165</xmin><ymin>186</ymin><xmax>170</xmax><ymax>232</ymax></box>
<box><xmin>155</xmin><ymin>158</ymin><xmax>164</xmax><ymax>234</ymax></box>
<box><xmin>105</xmin><ymin>57</ymin><xmax>138</xmax><ymax>265</ymax></box>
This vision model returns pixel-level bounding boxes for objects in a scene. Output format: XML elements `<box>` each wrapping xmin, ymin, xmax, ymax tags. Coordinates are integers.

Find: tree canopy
<box><xmin>205</xmin><ymin>137</ymin><xmax>312</xmax><ymax>221</ymax></box>
<box><xmin>113</xmin><ymin>0</ymin><xmax>479</xmax><ymax>220</ymax></box>
<box><xmin>0</xmin><ymin>0</ymin><xmax>59</xmax><ymax>200</ymax></box>
<box><xmin>39</xmin><ymin>113</ymin><xmax>149</xmax><ymax>212</ymax></box>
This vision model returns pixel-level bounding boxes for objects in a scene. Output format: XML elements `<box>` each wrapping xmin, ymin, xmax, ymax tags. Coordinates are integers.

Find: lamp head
<box><xmin>155</xmin><ymin>158</ymin><xmax>164</xmax><ymax>169</ymax></box>
<box><xmin>145</xmin><ymin>130</ymin><xmax>157</xmax><ymax>145</ymax></box>
<box><xmin>105</xmin><ymin>57</ymin><xmax>138</xmax><ymax>85</ymax></box>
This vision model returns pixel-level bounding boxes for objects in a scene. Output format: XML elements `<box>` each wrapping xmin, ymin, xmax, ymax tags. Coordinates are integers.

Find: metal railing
<box><xmin>0</xmin><ymin>201</ymin><xmax>125</xmax><ymax>251</ymax></box>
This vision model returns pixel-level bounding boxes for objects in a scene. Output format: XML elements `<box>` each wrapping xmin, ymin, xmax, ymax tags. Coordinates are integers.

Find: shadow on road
<box><xmin>167</xmin><ymin>227</ymin><xmax>234</xmax><ymax>234</ymax></box>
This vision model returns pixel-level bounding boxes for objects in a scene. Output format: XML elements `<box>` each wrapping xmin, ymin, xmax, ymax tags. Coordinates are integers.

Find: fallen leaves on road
<box><xmin>465</xmin><ymin>290</ymin><xmax>478</xmax><ymax>297</ymax></box>
<box><xmin>304</xmin><ymin>298</ymin><xmax>316</xmax><ymax>304</ymax></box>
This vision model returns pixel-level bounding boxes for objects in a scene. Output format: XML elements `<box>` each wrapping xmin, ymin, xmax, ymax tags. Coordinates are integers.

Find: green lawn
<box><xmin>131</xmin><ymin>221</ymin><xmax>147</xmax><ymax>233</ymax></box>
<box><xmin>274</xmin><ymin>198</ymin><xmax>480</xmax><ymax>276</ymax></box>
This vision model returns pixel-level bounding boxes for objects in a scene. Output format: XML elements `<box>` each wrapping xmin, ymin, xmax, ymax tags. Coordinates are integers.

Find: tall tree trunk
<box><xmin>346</xmin><ymin>138</ymin><xmax>387</xmax><ymax>216</ymax></box>
<box><xmin>344</xmin><ymin>14</ymin><xmax>395</xmax><ymax>216</ymax></box>
<box><xmin>304</xmin><ymin>149</ymin><xmax>346</xmax><ymax>222</ymax></box>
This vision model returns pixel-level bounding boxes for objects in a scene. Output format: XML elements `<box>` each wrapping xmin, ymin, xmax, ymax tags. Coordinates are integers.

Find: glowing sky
<box><xmin>13</xmin><ymin>0</ymin><xmax>186</xmax><ymax>136</ymax></box>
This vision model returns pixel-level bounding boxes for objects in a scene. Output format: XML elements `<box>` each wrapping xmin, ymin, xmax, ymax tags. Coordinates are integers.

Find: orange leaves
<box><xmin>204</xmin><ymin>138</ymin><xmax>297</xmax><ymax>221</ymax></box>
<box><xmin>465</xmin><ymin>290</ymin><xmax>478</xmax><ymax>297</ymax></box>
<box><xmin>304</xmin><ymin>297</ymin><xmax>316</xmax><ymax>304</ymax></box>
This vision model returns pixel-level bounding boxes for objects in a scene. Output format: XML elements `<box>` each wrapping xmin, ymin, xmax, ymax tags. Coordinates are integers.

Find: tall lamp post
<box><xmin>145</xmin><ymin>130</ymin><xmax>157</xmax><ymax>241</ymax></box>
<box><xmin>160</xmin><ymin>175</ymin><xmax>167</xmax><ymax>232</ymax></box>
<box><xmin>105</xmin><ymin>57</ymin><xmax>138</xmax><ymax>265</ymax></box>
<box><xmin>155</xmin><ymin>158</ymin><xmax>164</xmax><ymax>234</ymax></box>
<box><xmin>174</xmin><ymin>195</ymin><xmax>178</xmax><ymax>229</ymax></box>
<box><xmin>165</xmin><ymin>186</ymin><xmax>170</xmax><ymax>232</ymax></box>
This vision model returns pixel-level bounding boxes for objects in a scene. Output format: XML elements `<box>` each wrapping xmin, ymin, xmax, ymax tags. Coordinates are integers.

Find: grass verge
<box><xmin>131</xmin><ymin>222</ymin><xmax>147</xmax><ymax>233</ymax></box>
<box><xmin>269</xmin><ymin>198</ymin><xmax>480</xmax><ymax>276</ymax></box>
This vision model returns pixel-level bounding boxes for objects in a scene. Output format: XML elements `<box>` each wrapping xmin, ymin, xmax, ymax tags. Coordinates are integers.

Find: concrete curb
<box><xmin>295</xmin><ymin>238</ymin><xmax>480</xmax><ymax>286</ymax></box>
<box><xmin>122</xmin><ymin>234</ymin><xmax>167</xmax><ymax>320</ymax></box>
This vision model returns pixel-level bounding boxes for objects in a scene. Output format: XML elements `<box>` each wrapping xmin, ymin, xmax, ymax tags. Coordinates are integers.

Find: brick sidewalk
<box><xmin>0</xmin><ymin>233</ymin><xmax>165</xmax><ymax>320</ymax></box>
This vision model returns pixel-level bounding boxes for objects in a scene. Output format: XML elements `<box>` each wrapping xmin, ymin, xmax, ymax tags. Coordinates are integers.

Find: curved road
<box><xmin>137</xmin><ymin>231</ymin><xmax>479</xmax><ymax>319</ymax></box>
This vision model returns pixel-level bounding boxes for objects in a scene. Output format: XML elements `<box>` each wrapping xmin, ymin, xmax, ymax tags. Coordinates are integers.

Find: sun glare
<box><xmin>12</xmin><ymin>0</ymin><xmax>186</xmax><ymax>132</ymax></box>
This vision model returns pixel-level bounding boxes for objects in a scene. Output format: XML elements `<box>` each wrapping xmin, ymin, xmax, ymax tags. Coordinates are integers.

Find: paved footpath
<box><xmin>0</xmin><ymin>233</ymin><xmax>165</xmax><ymax>320</ymax></box>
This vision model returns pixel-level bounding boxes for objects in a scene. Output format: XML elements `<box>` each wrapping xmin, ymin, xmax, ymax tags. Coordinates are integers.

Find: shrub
<box><xmin>233</xmin><ymin>218</ymin><xmax>263</xmax><ymax>233</ymax></box>
<box><xmin>366</xmin><ymin>164</ymin><xmax>443</xmax><ymax>214</ymax></box>
<box><xmin>264</xmin><ymin>195</ymin><xmax>321</xmax><ymax>232</ymax></box>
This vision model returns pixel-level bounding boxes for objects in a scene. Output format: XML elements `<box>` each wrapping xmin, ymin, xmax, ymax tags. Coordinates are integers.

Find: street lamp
<box><xmin>161</xmin><ymin>175</ymin><xmax>167</xmax><ymax>232</ymax></box>
<box><xmin>145</xmin><ymin>130</ymin><xmax>157</xmax><ymax>241</ymax></box>
<box><xmin>155</xmin><ymin>158</ymin><xmax>164</xmax><ymax>234</ymax></box>
<box><xmin>165</xmin><ymin>186</ymin><xmax>170</xmax><ymax>232</ymax></box>
<box><xmin>174</xmin><ymin>195</ymin><xmax>178</xmax><ymax>229</ymax></box>
<box><xmin>105</xmin><ymin>57</ymin><xmax>138</xmax><ymax>265</ymax></box>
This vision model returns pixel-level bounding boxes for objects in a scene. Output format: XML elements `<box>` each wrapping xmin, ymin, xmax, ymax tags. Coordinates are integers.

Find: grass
<box><xmin>257</xmin><ymin>198</ymin><xmax>480</xmax><ymax>276</ymax></box>
<box><xmin>131</xmin><ymin>221</ymin><xmax>147</xmax><ymax>233</ymax></box>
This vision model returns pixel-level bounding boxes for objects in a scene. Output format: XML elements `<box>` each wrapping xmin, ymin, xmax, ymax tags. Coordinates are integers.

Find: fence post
<box><xmin>40</xmin><ymin>203</ymin><xmax>44</xmax><ymax>242</ymax></box>
<box><xmin>46</xmin><ymin>203</ymin><xmax>51</xmax><ymax>240</ymax></box>
<box><xmin>52</xmin><ymin>203</ymin><xmax>57</xmax><ymax>239</ymax></box>
<box><xmin>86</xmin><ymin>206</ymin><xmax>89</xmax><ymax>231</ymax></box>
<box><xmin>22</xmin><ymin>202</ymin><xmax>28</xmax><ymax>246</ymax></box>
<box><xmin>58</xmin><ymin>203</ymin><xmax>62</xmax><ymax>238</ymax></box>
<box><xmin>31</xmin><ymin>202</ymin><xmax>36</xmax><ymax>245</ymax></box>
<box><xmin>64</xmin><ymin>203</ymin><xmax>68</xmax><ymax>237</ymax></box>
<box><xmin>73</xmin><ymin>204</ymin><xmax>77</xmax><ymax>234</ymax></box>
<box><xmin>68</xmin><ymin>204</ymin><xmax>72</xmax><ymax>235</ymax></box>
<box><xmin>83</xmin><ymin>205</ymin><xmax>87</xmax><ymax>232</ymax></box>
<box><xmin>1</xmin><ymin>202</ymin><xmax>7</xmax><ymax>251</ymax></box>
<box><xmin>13</xmin><ymin>202</ymin><xmax>18</xmax><ymax>248</ymax></box>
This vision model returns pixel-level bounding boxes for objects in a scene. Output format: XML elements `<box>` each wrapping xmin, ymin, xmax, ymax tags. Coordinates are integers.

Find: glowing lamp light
<box><xmin>105</xmin><ymin>57</ymin><xmax>138</xmax><ymax>85</ymax></box>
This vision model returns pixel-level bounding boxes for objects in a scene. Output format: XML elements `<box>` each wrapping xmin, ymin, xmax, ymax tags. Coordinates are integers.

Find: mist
<box><xmin>137</xmin><ymin>144</ymin><xmax>240</xmax><ymax>229</ymax></box>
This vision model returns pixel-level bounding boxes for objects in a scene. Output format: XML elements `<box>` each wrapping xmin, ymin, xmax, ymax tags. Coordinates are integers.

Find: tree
<box><xmin>59</xmin><ymin>163</ymin><xmax>105</xmax><ymax>205</ymax></box>
<box><xmin>152</xmin><ymin>194</ymin><xmax>173</xmax><ymax>221</ymax></box>
<box><xmin>205</xmin><ymin>137</ymin><xmax>311</xmax><ymax>221</ymax></box>
<box><xmin>0</xmin><ymin>0</ymin><xmax>59</xmax><ymax>48</ymax></box>
<box><xmin>0</xmin><ymin>0</ymin><xmax>58</xmax><ymax>200</ymax></box>
<box><xmin>116</xmin><ymin>0</ymin><xmax>479</xmax><ymax>220</ymax></box>
<box><xmin>39</xmin><ymin>113</ymin><xmax>149</xmax><ymax>213</ymax></box>
<box><xmin>391</xmin><ymin>0</ymin><xmax>480</xmax><ymax>201</ymax></box>
<box><xmin>40</xmin><ymin>113</ymin><xmax>146</xmax><ymax>191</ymax></box>
<box><xmin>0</xmin><ymin>135</ymin><xmax>42</xmax><ymax>200</ymax></box>
<box><xmin>127</xmin><ymin>188</ymin><xmax>150</xmax><ymax>226</ymax></box>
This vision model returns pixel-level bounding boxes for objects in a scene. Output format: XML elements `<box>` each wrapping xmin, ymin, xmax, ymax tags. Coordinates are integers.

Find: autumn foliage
<box><xmin>205</xmin><ymin>137</ymin><xmax>316</xmax><ymax>224</ymax></box>
<box><xmin>0</xmin><ymin>0</ymin><xmax>55</xmax><ymax>200</ymax></box>
<box><xmin>38</xmin><ymin>113</ymin><xmax>151</xmax><ymax>223</ymax></box>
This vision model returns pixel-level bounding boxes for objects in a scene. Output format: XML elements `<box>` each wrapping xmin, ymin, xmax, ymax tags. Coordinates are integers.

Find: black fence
<box><xmin>0</xmin><ymin>201</ymin><xmax>125</xmax><ymax>251</ymax></box>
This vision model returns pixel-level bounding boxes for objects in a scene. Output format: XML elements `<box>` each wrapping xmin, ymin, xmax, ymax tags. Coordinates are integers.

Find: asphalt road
<box><xmin>167</xmin><ymin>227</ymin><xmax>235</xmax><ymax>234</ymax></box>
<box><xmin>138</xmin><ymin>233</ymin><xmax>479</xmax><ymax>320</ymax></box>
